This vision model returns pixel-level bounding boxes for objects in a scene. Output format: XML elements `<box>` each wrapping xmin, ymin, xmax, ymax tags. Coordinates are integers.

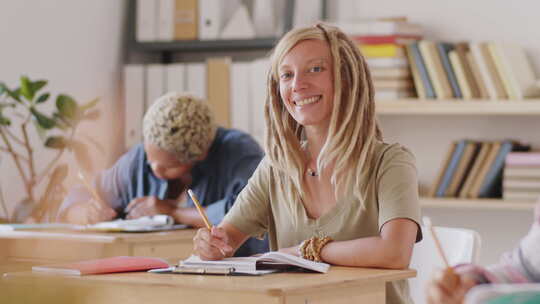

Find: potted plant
<box><xmin>0</xmin><ymin>76</ymin><xmax>100</xmax><ymax>223</ymax></box>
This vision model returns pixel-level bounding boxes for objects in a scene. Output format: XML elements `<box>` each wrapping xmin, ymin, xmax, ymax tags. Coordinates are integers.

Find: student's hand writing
<box><xmin>125</xmin><ymin>196</ymin><xmax>177</xmax><ymax>219</ymax></box>
<box><xmin>193</xmin><ymin>227</ymin><xmax>234</xmax><ymax>260</ymax></box>
<box><xmin>64</xmin><ymin>199</ymin><xmax>117</xmax><ymax>225</ymax></box>
<box><xmin>426</xmin><ymin>268</ymin><xmax>476</xmax><ymax>304</ymax></box>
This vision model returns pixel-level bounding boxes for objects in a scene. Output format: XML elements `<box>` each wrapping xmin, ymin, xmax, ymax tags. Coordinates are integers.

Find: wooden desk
<box><xmin>0</xmin><ymin>229</ymin><xmax>197</xmax><ymax>264</ymax></box>
<box><xmin>2</xmin><ymin>267</ymin><xmax>415</xmax><ymax>304</ymax></box>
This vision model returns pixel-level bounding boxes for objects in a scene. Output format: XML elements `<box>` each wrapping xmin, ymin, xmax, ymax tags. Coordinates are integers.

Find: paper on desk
<box><xmin>83</xmin><ymin>215</ymin><xmax>185</xmax><ymax>232</ymax></box>
<box><xmin>0</xmin><ymin>215</ymin><xmax>186</xmax><ymax>233</ymax></box>
<box><xmin>0</xmin><ymin>223</ymin><xmax>81</xmax><ymax>232</ymax></box>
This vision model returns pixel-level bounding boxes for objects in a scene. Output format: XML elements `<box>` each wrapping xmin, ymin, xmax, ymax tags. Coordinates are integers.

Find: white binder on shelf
<box><xmin>145</xmin><ymin>64</ymin><xmax>166</xmax><ymax>111</ymax></box>
<box><xmin>136</xmin><ymin>0</ymin><xmax>158</xmax><ymax>42</ymax></box>
<box><xmin>253</xmin><ymin>0</ymin><xmax>276</xmax><ymax>37</ymax></box>
<box><xmin>198</xmin><ymin>0</ymin><xmax>221</xmax><ymax>40</ymax></box>
<box><xmin>231</xmin><ymin>62</ymin><xmax>251</xmax><ymax>134</ymax></box>
<box><xmin>249</xmin><ymin>58</ymin><xmax>270</xmax><ymax>146</ymax></box>
<box><xmin>123</xmin><ymin>64</ymin><xmax>146</xmax><ymax>149</ymax></box>
<box><xmin>186</xmin><ymin>62</ymin><xmax>207</xmax><ymax>100</ymax></box>
<box><xmin>293</xmin><ymin>0</ymin><xmax>322</xmax><ymax>28</ymax></box>
<box><xmin>166</xmin><ymin>63</ymin><xmax>185</xmax><ymax>94</ymax></box>
<box><xmin>157</xmin><ymin>0</ymin><xmax>174</xmax><ymax>41</ymax></box>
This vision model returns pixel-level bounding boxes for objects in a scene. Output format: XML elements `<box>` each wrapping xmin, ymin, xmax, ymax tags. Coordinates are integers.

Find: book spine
<box><xmin>409</xmin><ymin>42</ymin><xmax>436</xmax><ymax>99</ymax></box>
<box><xmin>478</xmin><ymin>141</ymin><xmax>514</xmax><ymax>198</ymax></box>
<box><xmin>449</xmin><ymin>50</ymin><xmax>472</xmax><ymax>99</ymax></box>
<box><xmin>359</xmin><ymin>44</ymin><xmax>405</xmax><ymax>57</ymax></box>
<box><xmin>353</xmin><ymin>34</ymin><xmax>421</xmax><ymax>45</ymax></box>
<box><xmin>505</xmin><ymin>153</ymin><xmax>540</xmax><ymax>166</ymax></box>
<box><xmin>437</xmin><ymin>43</ymin><xmax>463</xmax><ymax>98</ymax></box>
<box><xmin>436</xmin><ymin>140</ymin><xmax>467</xmax><ymax>197</ymax></box>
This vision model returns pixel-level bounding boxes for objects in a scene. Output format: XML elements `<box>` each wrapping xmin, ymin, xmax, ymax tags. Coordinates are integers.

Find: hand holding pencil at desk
<box><xmin>190</xmin><ymin>189</ymin><xmax>235</xmax><ymax>260</ymax></box>
<box><xmin>61</xmin><ymin>172</ymin><xmax>117</xmax><ymax>225</ymax></box>
<box><xmin>424</xmin><ymin>217</ymin><xmax>476</xmax><ymax>304</ymax></box>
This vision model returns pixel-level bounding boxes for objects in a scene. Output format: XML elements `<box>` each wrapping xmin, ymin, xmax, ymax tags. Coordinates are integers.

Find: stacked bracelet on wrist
<box><xmin>299</xmin><ymin>236</ymin><xmax>333</xmax><ymax>262</ymax></box>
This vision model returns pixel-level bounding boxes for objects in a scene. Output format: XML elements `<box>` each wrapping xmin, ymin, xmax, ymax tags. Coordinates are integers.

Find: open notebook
<box><xmin>155</xmin><ymin>252</ymin><xmax>330</xmax><ymax>275</ymax></box>
<box><xmin>82</xmin><ymin>215</ymin><xmax>187</xmax><ymax>232</ymax></box>
<box><xmin>0</xmin><ymin>215</ymin><xmax>186</xmax><ymax>233</ymax></box>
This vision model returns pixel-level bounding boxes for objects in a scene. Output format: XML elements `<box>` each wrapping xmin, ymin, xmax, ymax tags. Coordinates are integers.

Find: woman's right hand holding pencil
<box><xmin>193</xmin><ymin>226</ymin><xmax>234</xmax><ymax>260</ymax></box>
<box><xmin>426</xmin><ymin>267</ymin><xmax>476</xmax><ymax>304</ymax></box>
<box><xmin>63</xmin><ymin>199</ymin><xmax>117</xmax><ymax>225</ymax></box>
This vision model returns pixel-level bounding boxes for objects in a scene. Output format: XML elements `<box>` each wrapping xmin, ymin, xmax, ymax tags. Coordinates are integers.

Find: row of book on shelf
<box><xmin>334</xmin><ymin>18</ymin><xmax>540</xmax><ymax>101</ymax></box>
<box><xmin>503</xmin><ymin>152</ymin><xmax>540</xmax><ymax>201</ymax></box>
<box><xmin>122</xmin><ymin>53</ymin><xmax>419</xmax><ymax>152</ymax></box>
<box><xmin>428</xmin><ymin>139</ymin><xmax>540</xmax><ymax>201</ymax></box>
<box><xmin>123</xmin><ymin>57</ymin><xmax>269</xmax><ymax>150</ymax></box>
<box><xmin>136</xmin><ymin>0</ymin><xmax>321</xmax><ymax>42</ymax></box>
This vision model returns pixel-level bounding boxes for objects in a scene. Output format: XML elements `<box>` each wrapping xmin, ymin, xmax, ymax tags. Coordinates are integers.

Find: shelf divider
<box><xmin>376</xmin><ymin>99</ymin><xmax>540</xmax><ymax>115</ymax></box>
<box><xmin>420</xmin><ymin>197</ymin><xmax>536</xmax><ymax>210</ymax></box>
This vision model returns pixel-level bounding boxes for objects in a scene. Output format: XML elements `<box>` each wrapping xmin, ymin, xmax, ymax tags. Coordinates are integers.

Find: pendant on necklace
<box><xmin>307</xmin><ymin>168</ymin><xmax>317</xmax><ymax>177</ymax></box>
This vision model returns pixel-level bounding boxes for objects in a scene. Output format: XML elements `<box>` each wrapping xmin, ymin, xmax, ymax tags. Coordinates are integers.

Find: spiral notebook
<box><xmin>149</xmin><ymin>252</ymin><xmax>330</xmax><ymax>276</ymax></box>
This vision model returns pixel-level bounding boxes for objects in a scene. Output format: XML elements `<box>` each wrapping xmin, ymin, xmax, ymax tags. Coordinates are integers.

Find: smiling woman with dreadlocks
<box><xmin>193</xmin><ymin>24</ymin><xmax>422</xmax><ymax>304</ymax></box>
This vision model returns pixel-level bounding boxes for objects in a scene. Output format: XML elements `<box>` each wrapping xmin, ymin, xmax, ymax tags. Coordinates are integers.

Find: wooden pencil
<box><xmin>187</xmin><ymin>189</ymin><xmax>212</xmax><ymax>230</ymax></box>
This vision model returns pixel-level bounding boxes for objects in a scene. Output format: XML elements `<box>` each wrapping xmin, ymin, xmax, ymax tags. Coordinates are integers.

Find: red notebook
<box><xmin>31</xmin><ymin>256</ymin><xmax>169</xmax><ymax>275</ymax></box>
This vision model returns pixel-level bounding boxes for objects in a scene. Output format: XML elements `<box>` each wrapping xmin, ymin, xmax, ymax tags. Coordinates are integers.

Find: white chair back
<box><xmin>410</xmin><ymin>226</ymin><xmax>481</xmax><ymax>304</ymax></box>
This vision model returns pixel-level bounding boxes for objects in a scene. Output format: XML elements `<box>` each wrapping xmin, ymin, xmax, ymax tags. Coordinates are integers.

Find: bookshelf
<box><xmin>125</xmin><ymin>0</ymin><xmax>295</xmax><ymax>63</ymax></box>
<box><xmin>420</xmin><ymin>197</ymin><xmax>536</xmax><ymax>211</ymax></box>
<box><xmin>376</xmin><ymin>99</ymin><xmax>540</xmax><ymax>115</ymax></box>
<box><xmin>378</xmin><ymin>99</ymin><xmax>539</xmax><ymax>212</ymax></box>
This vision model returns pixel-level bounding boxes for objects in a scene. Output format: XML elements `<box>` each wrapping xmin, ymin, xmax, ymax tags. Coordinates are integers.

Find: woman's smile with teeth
<box><xmin>294</xmin><ymin>95</ymin><xmax>321</xmax><ymax>106</ymax></box>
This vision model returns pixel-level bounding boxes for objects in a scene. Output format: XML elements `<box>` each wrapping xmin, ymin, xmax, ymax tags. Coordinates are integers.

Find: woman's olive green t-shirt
<box><xmin>223</xmin><ymin>141</ymin><xmax>422</xmax><ymax>304</ymax></box>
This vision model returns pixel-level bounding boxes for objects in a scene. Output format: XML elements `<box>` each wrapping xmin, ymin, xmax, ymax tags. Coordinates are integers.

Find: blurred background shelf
<box><xmin>130</xmin><ymin>38</ymin><xmax>279</xmax><ymax>53</ymax></box>
<box><xmin>420</xmin><ymin>197</ymin><xmax>536</xmax><ymax>210</ymax></box>
<box><xmin>376</xmin><ymin>99</ymin><xmax>540</xmax><ymax>115</ymax></box>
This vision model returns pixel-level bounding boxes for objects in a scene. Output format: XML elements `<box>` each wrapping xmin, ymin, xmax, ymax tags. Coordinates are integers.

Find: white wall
<box><xmin>0</xmin><ymin>0</ymin><xmax>536</xmax><ymax>266</ymax></box>
<box><xmin>0</xmin><ymin>0</ymin><xmax>125</xmax><ymax>217</ymax></box>
<box><xmin>331</xmin><ymin>0</ymin><xmax>540</xmax><ymax>265</ymax></box>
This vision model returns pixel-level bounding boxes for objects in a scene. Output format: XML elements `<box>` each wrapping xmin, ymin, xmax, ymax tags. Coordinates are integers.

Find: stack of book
<box><xmin>503</xmin><ymin>152</ymin><xmax>540</xmax><ymax>201</ymax></box>
<box><xmin>429</xmin><ymin>139</ymin><xmax>530</xmax><ymax>199</ymax></box>
<box><xmin>335</xmin><ymin>18</ymin><xmax>422</xmax><ymax>100</ymax></box>
<box><xmin>406</xmin><ymin>41</ymin><xmax>540</xmax><ymax>100</ymax></box>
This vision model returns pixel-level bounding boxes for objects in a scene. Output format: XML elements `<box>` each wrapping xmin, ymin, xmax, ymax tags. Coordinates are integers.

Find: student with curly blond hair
<box><xmin>59</xmin><ymin>92</ymin><xmax>268</xmax><ymax>256</ymax></box>
<box><xmin>193</xmin><ymin>24</ymin><xmax>422</xmax><ymax>304</ymax></box>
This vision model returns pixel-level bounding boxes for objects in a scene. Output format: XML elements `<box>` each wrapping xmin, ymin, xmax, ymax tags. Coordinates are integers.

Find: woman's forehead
<box><xmin>279</xmin><ymin>40</ymin><xmax>331</xmax><ymax>67</ymax></box>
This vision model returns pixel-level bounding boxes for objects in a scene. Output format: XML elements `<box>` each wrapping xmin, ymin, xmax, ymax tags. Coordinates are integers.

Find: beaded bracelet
<box><xmin>299</xmin><ymin>236</ymin><xmax>333</xmax><ymax>262</ymax></box>
<box><xmin>313</xmin><ymin>236</ymin><xmax>333</xmax><ymax>262</ymax></box>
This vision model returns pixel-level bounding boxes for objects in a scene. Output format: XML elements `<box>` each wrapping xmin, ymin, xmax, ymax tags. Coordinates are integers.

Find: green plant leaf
<box><xmin>31</xmin><ymin>80</ymin><xmax>47</xmax><ymax>94</ymax></box>
<box><xmin>30</xmin><ymin>107</ymin><xmax>56</xmax><ymax>129</ymax></box>
<box><xmin>0</xmin><ymin>83</ymin><xmax>6</xmax><ymax>96</ymax></box>
<box><xmin>32</xmin><ymin>119</ymin><xmax>47</xmax><ymax>140</ymax></box>
<box><xmin>5</xmin><ymin>87</ymin><xmax>21</xmax><ymax>102</ymax></box>
<box><xmin>56</xmin><ymin>94</ymin><xmax>78</xmax><ymax>119</ymax></box>
<box><xmin>36</xmin><ymin>92</ymin><xmax>50</xmax><ymax>104</ymax></box>
<box><xmin>52</xmin><ymin>112</ymin><xmax>70</xmax><ymax>130</ymax></box>
<box><xmin>0</xmin><ymin>114</ymin><xmax>10</xmax><ymax>126</ymax></box>
<box><xmin>44</xmin><ymin>136</ymin><xmax>67</xmax><ymax>149</ymax></box>
<box><xmin>83</xmin><ymin>109</ymin><xmax>100</xmax><ymax>120</ymax></box>
<box><xmin>80</xmin><ymin>97</ymin><xmax>99</xmax><ymax>111</ymax></box>
<box><xmin>20</xmin><ymin>76</ymin><xmax>34</xmax><ymax>101</ymax></box>
<box><xmin>68</xmin><ymin>139</ymin><xmax>94</xmax><ymax>174</ymax></box>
